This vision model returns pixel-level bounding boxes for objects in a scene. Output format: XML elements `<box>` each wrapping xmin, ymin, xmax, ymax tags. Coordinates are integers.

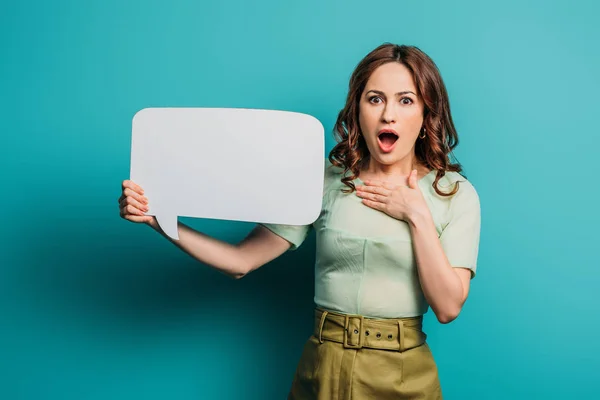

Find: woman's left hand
<box><xmin>355</xmin><ymin>169</ymin><xmax>429</xmax><ymax>222</ymax></box>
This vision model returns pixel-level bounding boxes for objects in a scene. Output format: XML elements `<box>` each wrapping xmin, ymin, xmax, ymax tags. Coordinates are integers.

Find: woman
<box><xmin>118</xmin><ymin>43</ymin><xmax>481</xmax><ymax>399</ymax></box>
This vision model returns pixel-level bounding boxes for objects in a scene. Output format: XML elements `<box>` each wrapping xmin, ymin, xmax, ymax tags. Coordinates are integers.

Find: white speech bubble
<box><xmin>129</xmin><ymin>107</ymin><xmax>324</xmax><ymax>240</ymax></box>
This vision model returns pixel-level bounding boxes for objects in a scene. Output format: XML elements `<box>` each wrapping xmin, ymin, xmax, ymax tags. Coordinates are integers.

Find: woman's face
<box><xmin>358</xmin><ymin>62</ymin><xmax>425</xmax><ymax>165</ymax></box>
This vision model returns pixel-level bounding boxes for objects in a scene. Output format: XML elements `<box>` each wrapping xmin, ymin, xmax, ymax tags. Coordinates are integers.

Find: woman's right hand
<box><xmin>117</xmin><ymin>179</ymin><xmax>292</xmax><ymax>278</ymax></box>
<box><xmin>119</xmin><ymin>180</ymin><xmax>157</xmax><ymax>227</ymax></box>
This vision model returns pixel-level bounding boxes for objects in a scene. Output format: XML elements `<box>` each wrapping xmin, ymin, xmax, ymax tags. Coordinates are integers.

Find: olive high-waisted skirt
<box><xmin>288</xmin><ymin>308</ymin><xmax>442</xmax><ymax>399</ymax></box>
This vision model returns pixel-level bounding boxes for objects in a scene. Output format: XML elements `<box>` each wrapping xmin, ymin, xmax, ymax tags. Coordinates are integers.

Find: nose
<box><xmin>381</xmin><ymin>103</ymin><xmax>396</xmax><ymax>124</ymax></box>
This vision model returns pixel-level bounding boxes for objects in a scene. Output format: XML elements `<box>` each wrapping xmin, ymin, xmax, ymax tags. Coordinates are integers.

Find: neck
<box><xmin>363</xmin><ymin>155</ymin><xmax>420</xmax><ymax>182</ymax></box>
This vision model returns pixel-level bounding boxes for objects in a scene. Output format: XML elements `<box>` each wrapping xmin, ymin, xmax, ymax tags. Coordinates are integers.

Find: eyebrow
<box><xmin>366</xmin><ymin>90</ymin><xmax>416</xmax><ymax>96</ymax></box>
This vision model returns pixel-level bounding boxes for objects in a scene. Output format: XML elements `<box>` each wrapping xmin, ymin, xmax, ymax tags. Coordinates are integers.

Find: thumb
<box><xmin>408</xmin><ymin>169</ymin><xmax>418</xmax><ymax>189</ymax></box>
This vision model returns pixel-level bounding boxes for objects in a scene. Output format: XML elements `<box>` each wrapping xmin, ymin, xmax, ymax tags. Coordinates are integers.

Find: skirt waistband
<box><xmin>313</xmin><ymin>308</ymin><xmax>426</xmax><ymax>352</ymax></box>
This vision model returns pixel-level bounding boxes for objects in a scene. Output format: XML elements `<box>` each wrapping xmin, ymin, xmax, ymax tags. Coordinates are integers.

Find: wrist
<box><xmin>146</xmin><ymin>218</ymin><xmax>159</xmax><ymax>231</ymax></box>
<box><xmin>407</xmin><ymin>208</ymin><xmax>432</xmax><ymax>228</ymax></box>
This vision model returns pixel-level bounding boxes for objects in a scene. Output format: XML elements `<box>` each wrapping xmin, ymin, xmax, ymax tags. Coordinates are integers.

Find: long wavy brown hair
<box><xmin>329</xmin><ymin>43</ymin><xmax>464</xmax><ymax>196</ymax></box>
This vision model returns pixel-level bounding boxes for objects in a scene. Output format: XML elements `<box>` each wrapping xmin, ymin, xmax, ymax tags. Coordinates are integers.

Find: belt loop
<box><xmin>318</xmin><ymin>310</ymin><xmax>328</xmax><ymax>344</ymax></box>
<box><xmin>397</xmin><ymin>320</ymin><xmax>405</xmax><ymax>351</ymax></box>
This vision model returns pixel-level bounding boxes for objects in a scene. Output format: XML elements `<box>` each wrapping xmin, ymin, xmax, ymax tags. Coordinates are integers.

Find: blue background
<box><xmin>1</xmin><ymin>0</ymin><xmax>598</xmax><ymax>399</ymax></box>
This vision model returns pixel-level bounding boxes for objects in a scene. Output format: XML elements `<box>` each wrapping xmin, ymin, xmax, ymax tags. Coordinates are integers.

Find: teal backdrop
<box><xmin>1</xmin><ymin>0</ymin><xmax>598</xmax><ymax>399</ymax></box>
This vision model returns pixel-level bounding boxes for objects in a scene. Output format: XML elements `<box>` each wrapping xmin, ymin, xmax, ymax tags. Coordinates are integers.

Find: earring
<box><xmin>419</xmin><ymin>128</ymin><xmax>426</xmax><ymax>139</ymax></box>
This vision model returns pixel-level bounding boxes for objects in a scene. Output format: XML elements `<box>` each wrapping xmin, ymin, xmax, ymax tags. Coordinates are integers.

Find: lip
<box><xmin>377</xmin><ymin>128</ymin><xmax>399</xmax><ymax>137</ymax></box>
<box><xmin>377</xmin><ymin>129</ymin><xmax>399</xmax><ymax>153</ymax></box>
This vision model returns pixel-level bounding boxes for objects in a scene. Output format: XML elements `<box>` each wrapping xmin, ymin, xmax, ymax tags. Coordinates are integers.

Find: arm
<box><xmin>148</xmin><ymin>220</ymin><xmax>292</xmax><ymax>279</ymax></box>
<box><xmin>355</xmin><ymin>171</ymin><xmax>479</xmax><ymax>324</ymax></box>
<box><xmin>407</xmin><ymin>211</ymin><xmax>472</xmax><ymax>324</ymax></box>
<box><xmin>120</xmin><ymin>179</ymin><xmax>294</xmax><ymax>279</ymax></box>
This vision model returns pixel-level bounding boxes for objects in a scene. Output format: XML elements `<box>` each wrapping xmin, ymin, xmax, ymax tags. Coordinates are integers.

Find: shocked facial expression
<box><xmin>358</xmin><ymin>62</ymin><xmax>425</xmax><ymax>164</ymax></box>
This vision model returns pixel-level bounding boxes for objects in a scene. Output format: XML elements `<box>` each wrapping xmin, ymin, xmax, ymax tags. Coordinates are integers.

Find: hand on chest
<box><xmin>318</xmin><ymin>190</ymin><xmax>417</xmax><ymax>242</ymax></box>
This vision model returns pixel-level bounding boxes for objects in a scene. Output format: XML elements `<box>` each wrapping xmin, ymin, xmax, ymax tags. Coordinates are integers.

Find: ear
<box><xmin>408</xmin><ymin>169</ymin><xmax>418</xmax><ymax>189</ymax></box>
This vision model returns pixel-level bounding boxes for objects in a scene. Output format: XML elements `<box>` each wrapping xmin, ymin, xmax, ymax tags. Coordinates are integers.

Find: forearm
<box><xmin>408</xmin><ymin>211</ymin><xmax>465</xmax><ymax>323</ymax></box>
<box><xmin>149</xmin><ymin>220</ymin><xmax>247</xmax><ymax>279</ymax></box>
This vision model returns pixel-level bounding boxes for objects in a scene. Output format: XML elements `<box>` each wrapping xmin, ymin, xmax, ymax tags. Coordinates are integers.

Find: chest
<box><xmin>315</xmin><ymin>188</ymin><xmax>445</xmax><ymax>240</ymax></box>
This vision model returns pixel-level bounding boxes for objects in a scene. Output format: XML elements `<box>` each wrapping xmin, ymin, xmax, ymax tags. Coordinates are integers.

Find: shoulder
<box><xmin>424</xmin><ymin>170</ymin><xmax>480</xmax><ymax>211</ymax></box>
<box><xmin>438</xmin><ymin>171</ymin><xmax>480</xmax><ymax>213</ymax></box>
<box><xmin>323</xmin><ymin>158</ymin><xmax>345</xmax><ymax>192</ymax></box>
<box><xmin>432</xmin><ymin>170</ymin><xmax>477</xmax><ymax>195</ymax></box>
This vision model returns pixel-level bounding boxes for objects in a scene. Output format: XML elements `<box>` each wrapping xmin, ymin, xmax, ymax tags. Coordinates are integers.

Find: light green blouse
<box><xmin>260</xmin><ymin>159</ymin><xmax>481</xmax><ymax>318</ymax></box>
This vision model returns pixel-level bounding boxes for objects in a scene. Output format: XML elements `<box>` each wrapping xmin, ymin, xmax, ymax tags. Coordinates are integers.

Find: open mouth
<box><xmin>377</xmin><ymin>130</ymin><xmax>399</xmax><ymax>152</ymax></box>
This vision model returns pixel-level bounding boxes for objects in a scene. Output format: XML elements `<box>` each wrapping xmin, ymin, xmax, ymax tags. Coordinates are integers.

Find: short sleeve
<box><xmin>258</xmin><ymin>157</ymin><xmax>334</xmax><ymax>251</ymax></box>
<box><xmin>259</xmin><ymin>223</ymin><xmax>312</xmax><ymax>251</ymax></box>
<box><xmin>439</xmin><ymin>180</ymin><xmax>481</xmax><ymax>278</ymax></box>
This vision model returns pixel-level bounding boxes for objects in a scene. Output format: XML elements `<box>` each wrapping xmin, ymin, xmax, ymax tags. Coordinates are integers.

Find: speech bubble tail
<box><xmin>155</xmin><ymin>214</ymin><xmax>179</xmax><ymax>240</ymax></box>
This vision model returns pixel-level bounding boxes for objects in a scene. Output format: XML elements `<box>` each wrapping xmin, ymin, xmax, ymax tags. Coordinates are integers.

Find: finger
<box><xmin>408</xmin><ymin>169</ymin><xmax>418</xmax><ymax>189</ymax></box>
<box><xmin>362</xmin><ymin>180</ymin><xmax>394</xmax><ymax>191</ymax></box>
<box><xmin>121</xmin><ymin>204</ymin><xmax>148</xmax><ymax>215</ymax></box>
<box><xmin>118</xmin><ymin>190</ymin><xmax>148</xmax><ymax>206</ymax></box>
<box><xmin>119</xmin><ymin>191</ymin><xmax>148</xmax><ymax>208</ymax></box>
<box><xmin>361</xmin><ymin>198</ymin><xmax>385</xmax><ymax>211</ymax></box>
<box><xmin>125</xmin><ymin>215</ymin><xmax>154</xmax><ymax>224</ymax></box>
<box><xmin>362</xmin><ymin>179</ymin><xmax>385</xmax><ymax>187</ymax></box>
<box><xmin>356</xmin><ymin>185</ymin><xmax>391</xmax><ymax>196</ymax></box>
<box><xmin>122</xmin><ymin>203</ymin><xmax>147</xmax><ymax>217</ymax></box>
<box><xmin>120</xmin><ymin>198</ymin><xmax>149</xmax><ymax>215</ymax></box>
<box><xmin>122</xmin><ymin>180</ymin><xmax>145</xmax><ymax>195</ymax></box>
<box><xmin>120</xmin><ymin>206</ymin><xmax>144</xmax><ymax>219</ymax></box>
<box><xmin>123</xmin><ymin>188</ymin><xmax>148</xmax><ymax>204</ymax></box>
<box><xmin>356</xmin><ymin>191</ymin><xmax>388</xmax><ymax>203</ymax></box>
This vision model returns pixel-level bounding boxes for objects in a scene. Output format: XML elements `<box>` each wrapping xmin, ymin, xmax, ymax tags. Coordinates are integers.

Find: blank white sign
<box><xmin>129</xmin><ymin>107</ymin><xmax>325</xmax><ymax>240</ymax></box>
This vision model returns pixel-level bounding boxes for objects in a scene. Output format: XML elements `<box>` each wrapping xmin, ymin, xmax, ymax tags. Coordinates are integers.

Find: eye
<box><xmin>368</xmin><ymin>96</ymin><xmax>383</xmax><ymax>104</ymax></box>
<box><xmin>400</xmin><ymin>97</ymin><xmax>413</xmax><ymax>105</ymax></box>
